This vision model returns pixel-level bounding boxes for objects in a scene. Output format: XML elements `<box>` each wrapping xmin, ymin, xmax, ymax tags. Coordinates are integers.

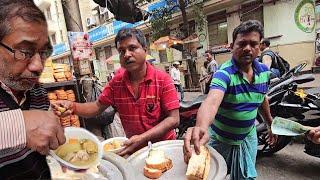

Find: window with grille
<box><xmin>240</xmin><ymin>0</ymin><xmax>263</xmax><ymax>24</ymax></box>
<box><xmin>207</xmin><ymin>11</ymin><xmax>228</xmax><ymax>47</ymax></box>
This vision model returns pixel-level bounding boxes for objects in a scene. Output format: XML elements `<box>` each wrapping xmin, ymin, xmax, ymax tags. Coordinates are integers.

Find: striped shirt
<box><xmin>0</xmin><ymin>82</ymin><xmax>51</xmax><ymax>179</ymax></box>
<box><xmin>210</xmin><ymin>59</ymin><xmax>270</xmax><ymax>145</ymax></box>
<box><xmin>0</xmin><ymin>82</ymin><xmax>27</xmax><ymax>157</ymax></box>
<box><xmin>99</xmin><ymin>62</ymin><xmax>180</xmax><ymax>141</ymax></box>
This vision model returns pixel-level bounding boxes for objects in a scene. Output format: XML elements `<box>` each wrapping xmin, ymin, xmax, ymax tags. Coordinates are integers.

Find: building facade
<box><xmin>78</xmin><ymin>0</ymin><xmax>316</xmax><ymax>74</ymax></box>
<box><xmin>35</xmin><ymin>0</ymin><xmax>317</xmax><ymax>86</ymax></box>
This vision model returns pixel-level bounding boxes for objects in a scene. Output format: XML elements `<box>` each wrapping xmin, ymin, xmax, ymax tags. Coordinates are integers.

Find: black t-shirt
<box><xmin>260</xmin><ymin>49</ymin><xmax>279</xmax><ymax>69</ymax></box>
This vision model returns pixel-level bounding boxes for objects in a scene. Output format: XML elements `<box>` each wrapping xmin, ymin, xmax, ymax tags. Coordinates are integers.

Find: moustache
<box><xmin>124</xmin><ymin>58</ymin><xmax>135</xmax><ymax>65</ymax></box>
<box><xmin>19</xmin><ymin>72</ymin><xmax>40</xmax><ymax>79</ymax></box>
<box><xmin>241</xmin><ymin>54</ymin><xmax>252</xmax><ymax>58</ymax></box>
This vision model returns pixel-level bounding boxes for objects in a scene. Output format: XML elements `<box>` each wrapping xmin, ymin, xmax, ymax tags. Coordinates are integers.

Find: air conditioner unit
<box><xmin>86</xmin><ymin>17</ymin><xmax>96</xmax><ymax>27</ymax></box>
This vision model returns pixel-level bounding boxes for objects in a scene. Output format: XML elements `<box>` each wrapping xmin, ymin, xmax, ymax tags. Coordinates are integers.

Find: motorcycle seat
<box><xmin>180</xmin><ymin>94</ymin><xmax>207</xmax><ymax>110</ymax></box>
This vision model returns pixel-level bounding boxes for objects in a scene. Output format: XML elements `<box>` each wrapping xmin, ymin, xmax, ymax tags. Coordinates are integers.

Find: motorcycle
<box><xmin>176</xmin><ymin>94</ymin><xmax>207</xmax><ymax>139</ymax></box>
<box><xmin>256</xmin><ymin>62</ymin><xmax>320</xmax><ymax>157</ymax></box>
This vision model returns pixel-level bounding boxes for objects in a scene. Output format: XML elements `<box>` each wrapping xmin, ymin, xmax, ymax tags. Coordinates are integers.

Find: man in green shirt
<box><xmin>183</xmin><ymin>20</ymin><xmax>277</xmax><ymax>180</ymax></box>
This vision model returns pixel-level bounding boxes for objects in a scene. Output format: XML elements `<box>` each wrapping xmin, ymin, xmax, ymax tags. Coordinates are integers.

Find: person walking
<box><xmin>204</xmin><ymin>50</ymin><xmax>218</xmax><ymax>93</ymax></box>
<box><xmin>170</xmin><ymin>61</ymin><xmax>184</xmax><ymax>101</ymax></box>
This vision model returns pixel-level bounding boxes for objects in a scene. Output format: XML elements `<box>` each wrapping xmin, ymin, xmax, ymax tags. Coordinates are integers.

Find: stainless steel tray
<box><xmin>127</xmin><ymin>140</ymin><xmax>227</xmax><ymax>180</ymax></box>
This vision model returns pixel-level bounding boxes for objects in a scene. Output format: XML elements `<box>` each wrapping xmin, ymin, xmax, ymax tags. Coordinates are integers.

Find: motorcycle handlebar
<box><xmin>268</xmin><ymin>73</ymin><xmax>315</xmax><ymax>95</ymax></box>
<box><xmin>282</xmin><ymin>62</ymin><xmax>307</xmax><ymax>77</ymax></box>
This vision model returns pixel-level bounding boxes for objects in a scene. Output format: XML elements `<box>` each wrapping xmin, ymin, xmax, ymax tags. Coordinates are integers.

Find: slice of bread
<box><xmin>143</xmin><ymin>149</ymin><xmax>173</xmax><ymax>179</ymax></box>
<box><xmin>186</xmin><ymin>146</ymin><xmax>210</xmax><ymax>180</ymax></box>
<box><xmin>143</xmin><ymin>166</ymin><xmax>163</xmax><ymax>179</ymax></box>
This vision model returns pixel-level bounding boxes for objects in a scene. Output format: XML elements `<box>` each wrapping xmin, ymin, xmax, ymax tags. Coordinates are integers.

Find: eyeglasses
<box><xmin>0</xmin><ymin>42</ymin><xmax>53</xmax><ymax>61</ymax></box>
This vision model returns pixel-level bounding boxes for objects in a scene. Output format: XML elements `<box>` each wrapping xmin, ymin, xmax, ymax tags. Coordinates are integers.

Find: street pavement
<box><xmin>256</xmin><ymin>142</ymin><xmax>320</xmax><ymax>180</ymax></box>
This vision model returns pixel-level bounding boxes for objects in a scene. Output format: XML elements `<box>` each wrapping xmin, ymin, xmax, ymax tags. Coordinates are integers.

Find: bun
<box><xmin>143</xmin><ymin>149</ymin><xmax>173</xmax><ymax>179</ymax></box>
<box><xmin>186</xmin><ymin>146</ymin><xmax>210</xmax><ymax>180</ymax></box>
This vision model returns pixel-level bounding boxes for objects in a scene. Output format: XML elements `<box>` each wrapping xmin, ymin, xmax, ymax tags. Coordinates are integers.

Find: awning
<box><xmin>150</xmin><ymin>36</ymin><xmax>183</xmax><ymax>51</ymax></box>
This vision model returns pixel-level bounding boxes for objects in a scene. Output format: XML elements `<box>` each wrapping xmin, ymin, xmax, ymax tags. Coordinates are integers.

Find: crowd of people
<box><xmin>0</xmin><ymin>0</ymin><xmax>320</xmax><ymax>179</ymax></box>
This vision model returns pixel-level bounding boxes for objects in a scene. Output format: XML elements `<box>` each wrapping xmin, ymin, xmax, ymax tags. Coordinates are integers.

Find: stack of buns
<box><xmin>60</xmin><ymin>116</ymin><xmax>71</xmax><ymax>127</ymax></box>
<box><xmin>47</xmin><ymin>92</ymin><xmax>57</xmax><ymax>101</ymax></box>
<box><xmin>70</xmin><ymin>115</ymin><xmax>80</xmax><ymax>127</ymax></box>
<box><xmin>39</xmin><ymin>58</ymin><xmax>55</xmax><ymax>83</ymax></box>
<box><xmin>39</xmin><ymin>61</ymin><xmax>73</xmax><ymax>83</ymax></box>
<box><xmin>186</xmin><ymin>146</ymin><xmax>210</xmax><ymax>180</ymax></box>
<box><xmin>66</xmin><ymin>90</ymin><xmax>76</xmax><ymax>102</ymax></box>
<box><xmin>52</xmin><ymin>63</ymin><xmax>73</xmax><ymax>82</ymax></box>
<box><xmin>64</xmin><ymin>67</ymin><xmax>73</xmax><ymax>81</ymax></box>
<box><xmin>55</xmin><ymin>89</ymin><xmax>68</xmax><ymax>100</ymax></box>
<box><xmin>143</xmin><ymin>149</ymin><xmax>173</xmax><ymax>179</ymax></box>
<box><xmin>60</xmin><ymin>115</ymin><xmax>80</xmax><ymax>127</ymax></box>
<box><xmin>53</xmin><ymin>63</ymin><xmax>67</xmax><ymax>82</ymax></box>
<box><xmin>47</xmin><ymin>89</ymin><xmax>80</xmax><ymax>127</ymax></box>
<box><xmin>48</xmin><ymin>89</ymin><xmax>76</xmax><ymax>102</ymax></box>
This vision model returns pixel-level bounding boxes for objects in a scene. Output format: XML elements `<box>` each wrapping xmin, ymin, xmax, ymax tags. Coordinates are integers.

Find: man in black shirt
<box><xmin>259</xmin><ymin>38</ymin><xmax>281</xmax><ymax>78</ymax></box>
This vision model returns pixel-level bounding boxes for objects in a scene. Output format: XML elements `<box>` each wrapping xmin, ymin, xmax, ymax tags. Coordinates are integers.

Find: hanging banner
<box><xmin>294</xmin><ymin>0</ymin><xmax>316</xmax><ymax>33</ymax></box>
<box><xmin>67</xmin><ymin>32</ymin><xmax>94</xmax><ymax>61</ymax></box>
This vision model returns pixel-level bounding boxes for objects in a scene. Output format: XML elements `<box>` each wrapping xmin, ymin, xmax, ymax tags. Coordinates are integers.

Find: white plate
<box><xmin>101</xmin><ymin>137</ymin><xmax>128</xmax><ymax>156</ymax></box>
<box><xmin>127</xmin><ymin>140</ymin><xmax>227</xmax><ymax>180</ymax></box>
<box><xmin>98</xmin><ymin>159</ymin><xmax>124</xmax><ymax>180</ymax></box>
<box><xmin>50</xmin><ymin>127</ymin><xmax>103</xmax><ymax>170</ymax></box>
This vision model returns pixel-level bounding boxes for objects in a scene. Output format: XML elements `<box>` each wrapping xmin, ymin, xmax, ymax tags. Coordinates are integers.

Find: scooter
<box><xmin>256</xmin><ymin>63</ymin><xmax>320</xmax><ymax>157</ymax></box>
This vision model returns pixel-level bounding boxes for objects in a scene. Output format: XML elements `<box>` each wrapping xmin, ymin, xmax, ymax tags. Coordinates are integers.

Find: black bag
<box><xmin>260</xmin><ymin>50</ymin><xmax>290</xmax><ymax>76</ymax></box>
<box><xmin>274</xmin><ymin>53</ymin><xmax>290</xmax><ymax>76</ymax></box>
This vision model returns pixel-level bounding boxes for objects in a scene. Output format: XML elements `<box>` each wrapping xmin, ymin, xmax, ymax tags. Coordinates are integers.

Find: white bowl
<box><xmin>101</xmin><ymin>137</ymin><xmax>128</xmax><ymax>156</ymax></box>
<box><xmin>50</xmin><ymin>127</ymin><xmax>103</xmax><ymax>170</ymax></box>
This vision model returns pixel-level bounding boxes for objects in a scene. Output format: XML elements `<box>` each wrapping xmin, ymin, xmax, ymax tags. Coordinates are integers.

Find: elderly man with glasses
<box><xmin>0</xmin><ymin>0</ymin><xmax>66</xmax><ymax>179</ymax></box>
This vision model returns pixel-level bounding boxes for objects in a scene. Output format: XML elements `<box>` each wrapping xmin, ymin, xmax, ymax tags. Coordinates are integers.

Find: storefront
<box><xmin>264</xmin><ymin>0</ymin><xmax>316</xmax><ymax>69</ymax></box>
<box><xmin>204</xmin><ymin>0</ymin><xmax>316</xmax><ymax>70</ymax></box>
<box><xmin>88</xmin><ymin>23</ymin><xmax>116</xmax><ymax>84</ymax></box>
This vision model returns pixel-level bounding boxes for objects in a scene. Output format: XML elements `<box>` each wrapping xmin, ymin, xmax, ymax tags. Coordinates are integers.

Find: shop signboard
<box><xmin>52</xmin><ymin>43</ymin><xmax>69</xmax><ymax>56</ymax></box>
<box><xmin>147</xmin><ymin>0</ymin><xmax>179</xmax><ymax>21</ymax></box>
<box><xmin>147</xmin><ymin>0</ymin><xmax>179</xmax><ymax>12</ymax></box>
<box><xmin>295</xmin><ymin>0</ymin><xmax>316</xmax><ymax>33</ymax></box>
<box><xmin>112</xmin><ymin>20</ymin><xmax>134</xmax><ymax>34</ymax></box>
<box><xmin>88</xmin><ymin>24</ymin><xmax>114</xmax><ymax>42</ymax></box>
<box><xmin>112</xmin><ymin>20</ymin><xmax>144</xmax><ymax>34</ymax></box>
